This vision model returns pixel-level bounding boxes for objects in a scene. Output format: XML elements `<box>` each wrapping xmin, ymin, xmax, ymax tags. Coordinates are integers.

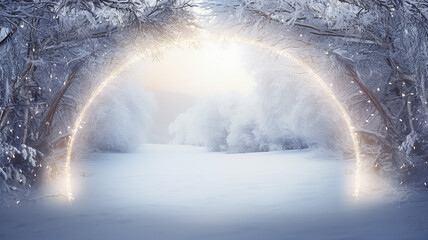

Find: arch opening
<box><xmin>64</xmin><ymin>32</ymin><xmax>362</xmax><ymax>201</ymax></box>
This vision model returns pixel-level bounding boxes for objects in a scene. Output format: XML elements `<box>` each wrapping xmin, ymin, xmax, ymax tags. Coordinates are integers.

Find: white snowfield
<box><xmin>1</xmin><ymin>144</ymin><xmax>427</xmax><ymax>240</ymax></box>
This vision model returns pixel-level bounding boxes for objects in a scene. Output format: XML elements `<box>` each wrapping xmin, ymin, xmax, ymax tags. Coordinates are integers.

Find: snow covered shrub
<box><xmin>253</xmin><ymin>66</ymin><xmax>347</xmax><ymax>152</ymax></box>
<box><xmin>80</xmin><ymin>76</ymin><xmax>154</xmax><ymax>152</ymax></box>
<box><xmin>169</xmin><ymin>95</ymin><xmax>236</xmax><ymax>151</ymax></box>
<box><xmin>226</xmin><ymin>104</ymin><xmax>260</xmax><ymax>152</ymax></box>
<box><xmin>169</xmin><ymin>90</ymin><xmax>311</xmax><ymax>153</ymax></box>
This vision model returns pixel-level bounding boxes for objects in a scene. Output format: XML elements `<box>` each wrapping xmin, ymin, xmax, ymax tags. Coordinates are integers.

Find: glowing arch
<box><xmin>64</xmin><ymin>33</ymin><xmax>362</xmax><ymax>201</ymax></box>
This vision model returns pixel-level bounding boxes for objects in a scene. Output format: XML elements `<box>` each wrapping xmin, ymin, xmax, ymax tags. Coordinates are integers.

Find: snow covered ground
<box><xmin>1</xmin><ymin>144</ymin><xmax>427</xmax><ymax>240</ymax></box>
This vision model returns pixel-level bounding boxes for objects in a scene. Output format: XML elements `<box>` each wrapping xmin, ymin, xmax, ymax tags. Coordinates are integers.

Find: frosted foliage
<box><xmin>81</xmin><ymin>79</ymin><xmax>153</xmax><ymax>152</ymax></box>
<box><xmin>20</xmin><ymin>144</ymin><xmax>37</xmax><ymax>168</ymax></box>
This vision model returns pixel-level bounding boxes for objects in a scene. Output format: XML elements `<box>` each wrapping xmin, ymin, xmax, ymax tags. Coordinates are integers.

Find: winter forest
<box><xmin>1</xmin><ymin>0</ymin><xmax>428</xmax><ymax>239</ymax></box>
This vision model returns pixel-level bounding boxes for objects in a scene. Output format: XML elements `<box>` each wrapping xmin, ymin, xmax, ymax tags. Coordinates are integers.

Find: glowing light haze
<box><xmin>138</xmin><ymin>42</ymin><xmax>256</xmax><ymax>96</ymax></box>
<box><xmin>65</xmin><ymin>34</ymin><xmax>362</xmax><ymax>201</ymax></box>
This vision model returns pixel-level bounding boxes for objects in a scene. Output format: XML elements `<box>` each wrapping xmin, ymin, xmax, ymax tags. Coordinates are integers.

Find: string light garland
<box><xmin>64</xmin><ymin>33</ymin><xmax>363</xmax><ymax>201</ymax></box>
